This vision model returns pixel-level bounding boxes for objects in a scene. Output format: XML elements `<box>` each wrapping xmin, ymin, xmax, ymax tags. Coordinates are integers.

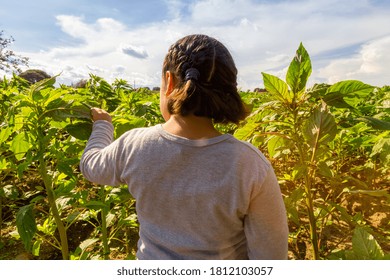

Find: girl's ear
<box><xmin>164</xmin><ymin>71</ymin><xmax>175</xmax><ymax>97</ymax></box>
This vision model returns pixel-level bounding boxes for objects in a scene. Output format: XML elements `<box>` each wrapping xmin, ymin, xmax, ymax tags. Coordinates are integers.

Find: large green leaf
<box><xmin>307</xmin><ymin>83</ymin><xmax>330</xmax><ymax>99</ymax></box>
<box><xmin>286</xmin><ymin>43</ymin><xmax>312</xmax><ymax>95</ymax></box>
<box><xmin>45</xmin><ymin>97</ymin><xmax>70</xmax><ymax>111</ymax></box>
<box><xmin>10</xmin><ymin>132</ymin><xmax>32</xmax><ymax>161</ymax></box>
<box><xmin>70</xmin><ymin>105</ymin><xmax>93</xmax><ymax>120</ymax></box>
<box><xmin>16</xmin><ymin>204</ymin><xmax>37</xmax><ymax>251</ymax></box>
<box><xmin>113</xmin><ymin>117</ymin><xmax>146</xmax><ymax>138</ymax></box>
<box><xmin>357</xmin><ymin>116</ymin><xmax>390</xmax><ymax>130</ymax></box>
<box><xmin>57</xmin><ymin>158</ymin><xmax>80</xmax><ymax>177</ymax></box>
<box><xmin>0</xmin><ymin>126</ymin><xmax>12</xmax><ymax>143</ymax></box>
<box><xmin>84</xmin><ymin>200</ymin><xmax>109</xmax><ymax>211</ymax></box>
<box><xmin>97</xmin><ymin>79</ymin><xmax>114</xmax><ymax>94</ymax></box>
<box><xmin>43</xmin><ymin>88</ymin><xmax>67</xmax><ymax>107</ymax></box>
<box><xmin>42</xmin><ymin>91</ymin><xmax>92</xmax><ymax>121</ymax></box>
<box><xmin>283</xmin><ymin>188</ymin><xmax>305</xmax><ymax>226</ymax></box>
<box><xmin>233</xmin><ymin>120</ymin><xmax>260</xmax><ymax>141</ymax></box>
<box><xmin>79</xmin><ymin>238</ymin><xmax>99</xmax><ymax>251</ymax></box>
<box><xmin>0</xmin><ymin>157</ymin><xmax>9</xmax><ymax>170</ymax></box>
<box><xmin>348</xmin><ymin>189</ymin><xmax>389</xmax><ymax>198</ymax></box>
<box><xmin>42</xmin><ymin>108</ymin><xmax>76</xmax><ymax>121</ymax></box>
<box><xmin>29</xmin><ymin>76</ymin><xmax>56</xmax><ymax>94</ymax></box>
<box><xmin>32</xmin><ymin>240</ymin><xmax>42</xmax><ymax>256</ymax></box>
<box><xmin>322</xmin><ymin>92</ymin><xmax>354</xmax><ymax>109</ymax></box>
<box><xmin>65</xmin><ymin>121</ymin><xmax>92</xmax><ymax>140</ymax></box>
<box><xmin>352</xmin><ymin>227</ymin><xmax>384</xmax><ymax>260</ymax></box>
<box><xmin>370</xmin><ymin>138</ymin><xmax>390</xmax><ymax>165</ymax></box>
<box><xmin>262</xmin><ymin>72</ymin><xmax>291</xmax><ymax>103</ymax></box>
<box><xmin>267</xmin><ymin>135</ymin><xmax>285</xmax><ymax>158</ymax></box>
<box><xmin>303</xmin><ymin>104</ymin><xmax>337</xmax><ymax>148</ymax></box>
<box><xmin>325</xmin><ymin>80</ymin><xmax>374</xmax><ymax>107</ymax></box>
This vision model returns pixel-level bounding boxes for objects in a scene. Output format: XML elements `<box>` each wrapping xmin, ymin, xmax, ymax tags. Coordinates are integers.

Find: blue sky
<box><xmin>1</xmin><ymin>0</ymin><xmax>390</xmax><ymax>89</ymax></box>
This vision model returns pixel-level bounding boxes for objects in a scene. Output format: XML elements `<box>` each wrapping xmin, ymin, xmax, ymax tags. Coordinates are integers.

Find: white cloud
<box><xmin>317</xmin><ymin>35</ymin><xmax>390</xmax><ymax>85</ymax></box>
<box><xmin>18</xmin><ymin>15</ymin><xmax>167</xmax><ymax>86</ymax></box>
<box><xmin>10</xmin><ymin>0</ymin><xmax>390</xmax><ymax>90</ymax></box>
<box><xmin>165</xmin><ymin>0</ymin><xmax>186</xmax><ymax>21</ymax></box>
<box><xmin>359</xmin><ymin>36</ymin><xmax>390</xmax><ymax>74</ymax></box>
<box><xmin>113</xmin><ymin>65</ymin><xmax>126</xmax><ymax>73</ymax></box>
<box><xmin>86</xmin><ymin>64</ymin><xmax>104</xmax><ymax>73</ymax></box>
<box><xmin>56</xmin><ymin>15</ymin><xmax>127</xmax><ymax>40</ymax></box>
<box><xmin>121</xmin><ymin>44</ymin><xmax>149</xmax><ymax>59</ymax></box>
<box><xmin>190</xmin><ymin>0</ymin><xmax>254</xmax><ymax>24</ymax></box>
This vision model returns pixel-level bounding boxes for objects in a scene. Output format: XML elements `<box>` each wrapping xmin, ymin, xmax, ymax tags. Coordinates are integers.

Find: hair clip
<box><xmin>184</xmin><ymin>67</ymin><xmax>200</xmax><ymax>81</ymax></box>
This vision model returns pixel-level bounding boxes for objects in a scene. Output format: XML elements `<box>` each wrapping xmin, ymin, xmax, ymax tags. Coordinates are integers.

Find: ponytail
<box><xmin>162</xmin><ymin>34</ymin><xmax>249</xmax><ymax>124</ymax></box>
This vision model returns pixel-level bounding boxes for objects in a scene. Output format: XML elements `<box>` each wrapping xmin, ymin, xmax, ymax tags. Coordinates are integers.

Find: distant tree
<box><xmin>253</xmin><ymin>88</ymin><xmax>267</xmax><ymax>93</ymax></box>
<box><xmin>19</xmin><ymin>69</ymin><xmax>51</xmax><ymax>84</ymax></box>
<box><xmin>71</xmin><ymin>79</ymin><xmax>88</xmax><ymax>88</ymax></box>
<box><xmin>0</xmin><ymin>30</ymin><xmax>29</xmax><ymax>73</ymax></box>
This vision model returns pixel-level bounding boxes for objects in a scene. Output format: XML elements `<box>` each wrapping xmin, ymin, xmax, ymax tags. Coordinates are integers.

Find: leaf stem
<box><xmin>100</xmin><ymin>185</ymin><xmax>109</xmax><ymax>260</ymax></box>
<box><xmin>293</xmin><ymin>107</ymin><xmax>320</xmax><ymax>259</ymax></box>
<box><xmin>38</xmin><ymin>158</ymin><xmax>69</xmax><ymax>259</ymax></box>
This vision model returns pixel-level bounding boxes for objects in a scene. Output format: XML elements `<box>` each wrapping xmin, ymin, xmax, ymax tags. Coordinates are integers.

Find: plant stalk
<box><xmin>38</xmin><ymin>158</ymin><xmax>69</xmax><ymax>260</ymax></box>
<box><xmin>100</xmin><ymin>185</ymin><xmax>109</xmax><ymax>259</ymax></box>
<box><xmin>0</xmin><ymin>195</ymin><xmax>3</xmax><ymax>245</ymax></box>
<box><xmin>293</xmin><ymin>108</ymin><xmax>320</xmax><ymax>260</ymax></box>
<box><xmin>296</xmin><ymin>140</ymin><xmax>320</xmax><ymax>259</ymax></box>
<box><xmin>303</xmin><ymin>173</ymin><xmax>320</xmax><ymax>259</ymax></box>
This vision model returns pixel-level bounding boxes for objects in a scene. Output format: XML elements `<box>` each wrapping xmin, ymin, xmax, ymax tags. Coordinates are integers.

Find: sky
<box><xmin>1</xmin><ymin>0</ymin><xmax>390</xmax><ymax>90</ymax></box>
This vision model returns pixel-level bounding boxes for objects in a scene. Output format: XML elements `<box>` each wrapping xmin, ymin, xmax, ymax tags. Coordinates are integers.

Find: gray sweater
<box><xmin>80</xmin><ymin>121</ymin><xmax>288</xmax><ymax>259</ymax></box>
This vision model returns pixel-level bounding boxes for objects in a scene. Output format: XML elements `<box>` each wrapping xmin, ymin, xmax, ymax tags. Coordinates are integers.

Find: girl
<box><xmin>80</xmin><ymin>34</ymin><xmax>288</xmax><ymax>260</ymax></box>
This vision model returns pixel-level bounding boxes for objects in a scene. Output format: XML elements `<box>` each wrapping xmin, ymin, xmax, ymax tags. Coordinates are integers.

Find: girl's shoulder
<box><xmin>118</xmin><ymin>125</ymin><xmax>161</xmax><ymax>142</ymax></box>
<box><xmin>228</xmin><ymin>137</ymin><xmax>271</xmax><ymax>168</ymax></box>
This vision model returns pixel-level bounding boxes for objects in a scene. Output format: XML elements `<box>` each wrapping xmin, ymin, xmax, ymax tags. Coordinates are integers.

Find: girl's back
<box><xmin>80</xmin><ymin>34</ymin><xmax>288</xmax><ymax>259</ymax></box>
<box><xmin>81</xmin><ymin>123</ymin><xmax>287</xmax><ymax>259</ymax></box>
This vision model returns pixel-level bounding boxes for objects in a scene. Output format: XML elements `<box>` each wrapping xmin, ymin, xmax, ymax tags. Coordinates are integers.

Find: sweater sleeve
<box><xmin>244</xmin><ymin>167</ymin><xmax>289</xmax><ymax>259</ymax></box>
<box><xmin>79</xmin><ymin>120</ymin><xmax>123</xmax><ymax>186</ymax></box>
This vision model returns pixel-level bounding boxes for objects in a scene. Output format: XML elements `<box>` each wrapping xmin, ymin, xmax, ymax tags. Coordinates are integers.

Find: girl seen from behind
<box><xmin>80</xmin><ymin>34</ymin><xmax>288</xmax><ymax>260</ymax></box>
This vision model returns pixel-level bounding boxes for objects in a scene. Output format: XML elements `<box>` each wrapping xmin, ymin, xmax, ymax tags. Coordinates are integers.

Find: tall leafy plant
<box><xmin>234</xmin><ymin>43</ymin><xmax>386</xmax><ymax>259</ymax></box>
<box><xmin>262</xmin><ymin>43</ymin><xmax>338</xmax><ymax>259</ymax></box>
<box><xmin>3</xmin><ymin>76</ymin><xmax>91</xmax><ymax>259</ymax></box>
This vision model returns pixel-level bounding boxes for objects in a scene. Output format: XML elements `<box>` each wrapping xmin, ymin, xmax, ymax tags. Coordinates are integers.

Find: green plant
<box><xmin>1</xmin><ymin>60</ymin><xmax>388</xmax><ymax>260</ymax></box>
<box><xmin>1</xmin><ymin>74</ymin><xmax>161</xmax><ymax>259</ymax></box>
<box><xmin>329</xmin><ymin>226</ymin><xmax>390</xmax><ymax>260</ymax></box>
<box><xmin>2</xmin><ymin>76</ymin><xmax>91</xmax><ymax>259</ymax></box>
<box><xmin>235</xmin><ymin>43</ymin><xmax>389</xmax><ymax>259</ymax></box>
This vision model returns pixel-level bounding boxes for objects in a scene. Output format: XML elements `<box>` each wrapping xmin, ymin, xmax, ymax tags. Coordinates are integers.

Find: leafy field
<box><xmin>0</xmin><ymin>44</ymin><xmax>389</xmax><ymax>259</ymax></box>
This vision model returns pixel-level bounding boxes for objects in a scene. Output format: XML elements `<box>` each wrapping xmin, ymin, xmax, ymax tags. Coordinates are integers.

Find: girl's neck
<box><xmin>162</xmin><ymin>114</ymin><xmax>222</xmax><ymax>140</ymax></box>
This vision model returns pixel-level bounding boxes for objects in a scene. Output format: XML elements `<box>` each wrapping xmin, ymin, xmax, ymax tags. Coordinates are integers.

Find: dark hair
<box><xmin>162</xmin><ymin>34</ymin><xmax>249</xmax><ymax>124</ymax></box>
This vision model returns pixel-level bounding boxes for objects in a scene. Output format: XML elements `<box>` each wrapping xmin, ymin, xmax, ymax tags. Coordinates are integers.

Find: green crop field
<box><xmin>1</xmin><ymin>44</ymin><xmax>389</xmax><ymax>260</ymax></box>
